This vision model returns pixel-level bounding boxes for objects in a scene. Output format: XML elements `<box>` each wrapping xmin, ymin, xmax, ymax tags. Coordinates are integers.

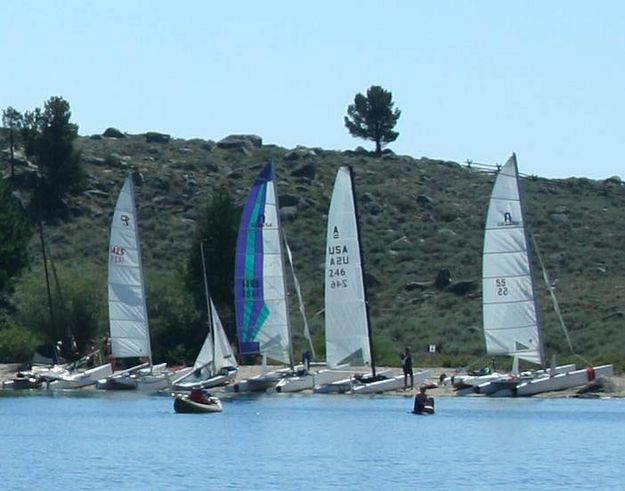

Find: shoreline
<box><xmin>2</xmin><ymin>363</ymin><xmax>623</xmax><ymax>398</ymax></box>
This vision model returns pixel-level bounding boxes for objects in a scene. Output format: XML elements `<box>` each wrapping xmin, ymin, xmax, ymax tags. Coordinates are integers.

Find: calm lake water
<box><xmin>1</xmin><ymin>391</ymin><xmax>624</xmax><ymax>490</ymax></box>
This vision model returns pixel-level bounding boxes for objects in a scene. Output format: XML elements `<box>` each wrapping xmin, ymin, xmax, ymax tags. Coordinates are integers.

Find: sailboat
<box><xmin>173</xmin><ymin>244</ymin><xmax>238</xmax><ymax>391</ymax></box>
<box><xmin>227</xmin><ymin>162</ymin><xmax>305</xmax><ymax>393</ymax></box>
<box><xmin>314</xmin><ymin>166</ymin><xmax>429</xmax><ymax>394</ymax></box>
<box><xmin>458</xmin><ymin>154</ymin><xmax>612</xmax><ymax>396</ymax></box>
<box><xmin>96</xmin><ymin>174</ymin><xmax>182</xmax><ymax>391</ymax></box>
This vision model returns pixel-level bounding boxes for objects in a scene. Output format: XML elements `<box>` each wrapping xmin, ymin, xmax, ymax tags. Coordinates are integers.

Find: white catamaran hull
<box><xmin>48</xmin><ymin>363</ymin><xmax>113</xmax><ymax>390</ymax></box>
<box><xmin>314</xmin><ymin>369</ymin><xmax>431</xmax><ymax>395</ymax></box>
<box><xmin>472</xmin><ymin>364</ymin><xmax>577</xmax><ymax>395</ymax></box>
<box><xmin>225</xmin><ymin>366</ymin><xmax>297</xmax><ymax>393</ymax></box>
<box><xmin>351</xmin><ymin>370</ymin><xmax>431</xmax><ymax>394</ymax></box>
<box><xmin>490</xmin><ymin>365</ymin><xmax>614</xmax><ymax>397</ymax></box>
<box><xmin>275</xmin><ymin>369</ymin><xmax>357</xmax><ymax>393</ymax></box>
<box><xmin>172</xmin><ymin>367</ymin><xmax>238</xmax><ymax>391</ymax></box>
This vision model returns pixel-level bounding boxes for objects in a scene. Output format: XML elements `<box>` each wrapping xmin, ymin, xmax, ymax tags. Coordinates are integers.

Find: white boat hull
<box><xmin>224</xmin><ymin>366</ymin><xmax>298</xmax><ymax>393</ymax></box>
<box><xmin>173</xmin><ymin>367</ymin><xmax>238</xmax><ymax>391</ymax></box>
<box><xmin>314</xmin><ymin>369</ymin><xmax>431</xmax><ymax>395</ymax></box>
<box><xmin>275</xmin><ymin>369</ymin><xmax>356</xmax><ymax>393</ymax></box>
<box><xmin>96</xmin><ymin>362</ymin><xmax>173</xmax><ymax>391</ymax></box>
<box><xmin>470</xmin><ymin>364</ymin><xmax>578</xmax><ymax>396</ymax></box>
<box><xmin>48</xmin><ymin>364</ymin><xmax>113</xmax><ymax>390</ymax></box>
<box><xmin>351</xmin><ymin>370</ymin><xmax>431</xmax><ymax>394</ymax></box>
<box><xmin>494</xmin><ymin>364</ymin><xmax>615</xmax><ymax>397</ymax></box>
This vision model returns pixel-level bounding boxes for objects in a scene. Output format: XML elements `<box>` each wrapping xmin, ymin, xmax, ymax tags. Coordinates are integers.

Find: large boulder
<box><xmin>102</xmin><ymin>127</ymin><xmax>125</xmax><ymax>138</ymax></box>
<box><xmin>145</xmin><ymin>132</ymin><xmax>171</xmax><ymax>144</ymax></box>
<box><xmin>446</xmin><ymin>280</ymin><xmax>478</xmax><ymax>296</ymax></box>
<box><xmin>217</xmin><ymin>134</ymin><xmax>262</xmax><ymax>151</ymax></box>
<box><xmin>290</xmin><ymin>162</ymin><xmax>316</xmax><ymax>180</ymax></box>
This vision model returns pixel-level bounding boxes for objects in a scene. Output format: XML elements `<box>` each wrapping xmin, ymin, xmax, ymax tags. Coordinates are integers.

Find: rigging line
<box><xmin>283</xmin><ymin>234</ymin><xmax>316</xmax><ymax>360</ymax></box>
<box><xmin>530</xmin><ymin>234</ymin><xmax>576</xmax><ymax>355</ymax></box>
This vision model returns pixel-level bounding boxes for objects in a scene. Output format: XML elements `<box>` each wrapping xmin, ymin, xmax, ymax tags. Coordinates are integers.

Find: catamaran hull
<box><xmin>275</xmin><ymin>369</ymin><xmax>356</xmax><ymax>393</ymax></box>
<box><xmin>224</xmin><ymin>366</ymin><xmax>297</xmax><ymax>393</ymax></box>
<box><xmin>173</xmin><ymin>367</ymin><xmax>238</xmax><ymax>391</ymax></box>
<box><xmin>351</xmin><ymin>370</ymin><xmax>431</xmax><ymax>394</ymax></box>
<box><xmin>96</xmin><ymin>376</ymin><xmax>137</xmax><ymax>390</ymax></box>
<box><xmin>469</xmin><ymin>364</ymin><xmax>578</xmax><ymax>396</ymax></box>
<box><xmin>2</xmin><ymin>377</ymin><xmax>43</xmax><ymax>390</ymax></box>
<box><xmin>48</xmin><ymin>364</ymin><xmax>113</xmax><ymax>390</ymax></box>
<box><xmin>313</xmin><ymin>368</ymin><xmax>393</xmax><ymax>394</ymax></box>
<box><xmin>314</xmin><ymin>370</ymin><xmax>431</xmax><ymax>395</ymax></box>
<box><xmin>491</xmin><ymin>365</ymin><xmax>614</xmax><ymax>397</ymax></box>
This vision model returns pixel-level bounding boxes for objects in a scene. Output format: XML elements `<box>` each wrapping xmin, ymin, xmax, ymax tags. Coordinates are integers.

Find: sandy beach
<box><xmin>1</xmin><ymin>363</ymin><xmax>622</xmax><ymax>398</ymax></box>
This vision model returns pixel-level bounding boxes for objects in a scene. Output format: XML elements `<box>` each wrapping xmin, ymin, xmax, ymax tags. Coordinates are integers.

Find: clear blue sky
<box><xmin>2</xmin><ymin>1</ymin><xmax>623</xmax><ymax>179</ymax></box>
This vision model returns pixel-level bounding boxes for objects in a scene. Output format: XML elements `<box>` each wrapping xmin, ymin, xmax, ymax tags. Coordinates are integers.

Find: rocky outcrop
<box><xmin>217</xmin><ymin>134</ymin><xmax>262</xmax><ymax>152</ymax></box>
<box><xmin>103</xmin><ymin>127</ymin><xmax>125</xmax><ymax>138</ymax></box>
<box><xmin>145</xmin><ymin>132</ymin><xmax>171</xmax><ymax>144</ymax></box>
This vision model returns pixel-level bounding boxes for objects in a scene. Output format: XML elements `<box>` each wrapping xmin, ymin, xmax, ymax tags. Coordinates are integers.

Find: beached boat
<box><xmin>47</xmin><ymin>361</ymin><xmax>112</xmax><ymax>390</ymax></box>
<box><xmin>173</xmin><ymin>243</ymin><xmax>239</xmax><ymax>390</ymax></box>
<box><xmin>174</xmin><ymin>389</ymin><xmax>223</xmax><ymax>413</ymax></box>
<box><xmin>314</xmin><ymin>166</ymin><xmax>429</xmax><ymax>394</ymax></box>
<box><xmin>459</xmin><ymin>154</ymin><xmax>612</xmax><ymax>396</ymax></box>
<box><xmin>227</xmin><ymin>162</ymin><xmax>303</xmax><ymax>393</ymax></box>
<box><xmin>96</xmin><ymin>174</ymin><xmax>175</xmax><ymax>391</ymax></box>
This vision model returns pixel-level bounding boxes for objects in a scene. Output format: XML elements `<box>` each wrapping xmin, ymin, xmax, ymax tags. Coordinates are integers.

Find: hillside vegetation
<box><xmin>2</xmin><ymin>130</ymin><xmax>624</xmax><ymax>370</ymax></box>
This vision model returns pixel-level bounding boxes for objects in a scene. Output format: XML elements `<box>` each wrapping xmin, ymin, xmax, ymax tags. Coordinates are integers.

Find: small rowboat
<box><xmin>174</xmin><ymin>390</ymin><xmax>223</xmax><ymax>414</ymax></box>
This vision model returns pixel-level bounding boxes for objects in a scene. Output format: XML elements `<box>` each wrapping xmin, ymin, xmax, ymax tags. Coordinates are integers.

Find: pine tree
<box><xmin>344</xmin><ymin>85</ymin><xmax>401</xmax><ymax>155</ymax></box>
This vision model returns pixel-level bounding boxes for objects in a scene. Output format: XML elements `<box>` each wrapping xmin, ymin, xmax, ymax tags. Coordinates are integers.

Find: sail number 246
<box><xmin>329</xmin><ymin>268</ymin><xmax>347</xmax><ymax>289</ymax></box>
<box><xmin>495</xmin><ymin>278</ymin><xmax>508</xmax><ymax>296</ymax></box>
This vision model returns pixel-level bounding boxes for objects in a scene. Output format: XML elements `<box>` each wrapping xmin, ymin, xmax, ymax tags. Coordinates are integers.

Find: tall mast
<box><xmin>200</xmin><ymin>240</ymin><xmax>215</xmax><ymax>375</ymax></box>
<box><xmin>128</xmin><ymin>175</ymin><xmax>153</xmax><ymax>368</ymax></box>
<box><xmin>348</xmin><ymin>166</ymin><xmax>376</xmax><ymax>377</ymax></box>
<box><xmin>513</xmin><ymin>153</ymin><xmax>546</xmax><ymax>367</ymax></box>
<box><xmin>270</xmin><ymin>161</ymin><xmax>295</xmax><ymax>369</ymax></box>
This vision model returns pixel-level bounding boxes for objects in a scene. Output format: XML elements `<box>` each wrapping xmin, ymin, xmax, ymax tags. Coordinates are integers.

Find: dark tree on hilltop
<box><xmin>185</xmin><ymin>187</ymin><xmax>240</xmax><ymax>338</ymax></box>
<box><xmin>344</xmin><ymin>85</ymin><xmax>401</xmax><ymax>155</ymax></box>
<box><xmin>23</xmin><ymin>97</ymin><xmax>83</xmax><ymax>211</ymax></box>
<box><xmin>2</xmin><ymin>106</ymin><xmax>23</xmax><ymax>178</ymax></box>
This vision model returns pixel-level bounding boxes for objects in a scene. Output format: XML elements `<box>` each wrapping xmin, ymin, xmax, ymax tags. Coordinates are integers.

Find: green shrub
<box><xmin>0</xmin><ymin>323</ymin><xmax>41</xmax><ymax>362</ymax></box>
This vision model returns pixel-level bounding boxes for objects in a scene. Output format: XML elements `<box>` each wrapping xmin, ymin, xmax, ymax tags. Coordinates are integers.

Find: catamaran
<box><xmin>456</xmin><ymin>154</ymin><xmax>612</xmax><ymax>396</ymax></box>
<box><xmin>314</xmin><ymin>166</ymin><xmax>429</xmax><ymax>394</ymax></box>
<box><xmin>96</xmin><ymin>174</ymin><xmax>184</xmax><ymax>391</ymax></box>
<box><xmin>173</xmin><ymin>244</ymin><xmax>238</xmax><ymax>391</ymax></box>
<box><xmin>227</xmin><ymin>162</ymin><xmax>308</xmax><ymax>393</ymax></box>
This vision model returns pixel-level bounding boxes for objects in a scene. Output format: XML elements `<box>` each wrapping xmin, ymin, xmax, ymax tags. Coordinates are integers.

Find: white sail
<box><xmin>324</xmin><ymin>166</ymin><xmax>371</xmax><ymax>369</ymax></box>
<box><xmin>211</xmin><ymin>298</ymin><xmax>238</xmax><ymax>370</ymax></box>
<box><xmin>482</xmin><ymin>155</ymin><xmax>544</xmax><ymax>365</ymax></box>
<box><xmin>108</xmin><ymin>175</ymin><xmax>152</xmax><ymax>361</ymax></box>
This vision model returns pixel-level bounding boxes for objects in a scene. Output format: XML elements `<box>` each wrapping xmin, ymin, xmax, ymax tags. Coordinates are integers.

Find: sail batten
<box><xmin>482</xmin><ymin>155</ymin><xmax>544</xmax><ymax>365</ymax></box>
<box><xmin>234</xmin><ymin>162</ymin><xmax>292</xmax><ymax>365</ymax></box>
<box><xmin>324</xmin><ymin>166</ymin><xmax>372</xmax><ymax>370</ymax></box>
<box><xmin>108</xmin><ymin>175</ymin><xmax>152</xmax><ymax>362</ymax></box>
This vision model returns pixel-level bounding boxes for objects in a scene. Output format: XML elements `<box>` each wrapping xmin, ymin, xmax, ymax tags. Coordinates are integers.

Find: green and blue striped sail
<box><xmin>234</xmin><ymin>162</ymin><xmax>291</xmax><ymax>364</ymax></box>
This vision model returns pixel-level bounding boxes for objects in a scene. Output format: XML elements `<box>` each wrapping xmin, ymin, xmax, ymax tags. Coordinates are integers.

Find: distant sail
<box><xmin>234</xmin><ymin>162</ymin><xmax>292</xmax><ymax>365</ymax></box>
<box><xmin>482</xmin><ymin>155</ymin><xmax>544</xmax><ymax>365</ymax></box>
<box><xmin>194</xmin><ymin>298</ymin><xmax>238</xmax><ymax>372</ymax></box>
<box><xmin>108</xmin><ymin>175</ymin><xmax>152</xmax><ymax>361</ymax></box>
<box><xmin>324</xmin><ymin>166</ymin><xmax>371</xmax><ymax>369</ymax></box>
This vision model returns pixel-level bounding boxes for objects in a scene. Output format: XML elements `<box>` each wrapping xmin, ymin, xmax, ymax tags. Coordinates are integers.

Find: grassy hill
<box><xmin>2</xmin><ymin>130</ymin><xmax>624</xmax><ymax>370</ymax></box>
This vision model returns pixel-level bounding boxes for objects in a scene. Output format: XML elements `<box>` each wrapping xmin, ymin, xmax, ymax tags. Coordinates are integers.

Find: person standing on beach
<box><xmin>401</xmin><ymin>347</ymin><xmax>413</xmax><ymax>389</ymax></box>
